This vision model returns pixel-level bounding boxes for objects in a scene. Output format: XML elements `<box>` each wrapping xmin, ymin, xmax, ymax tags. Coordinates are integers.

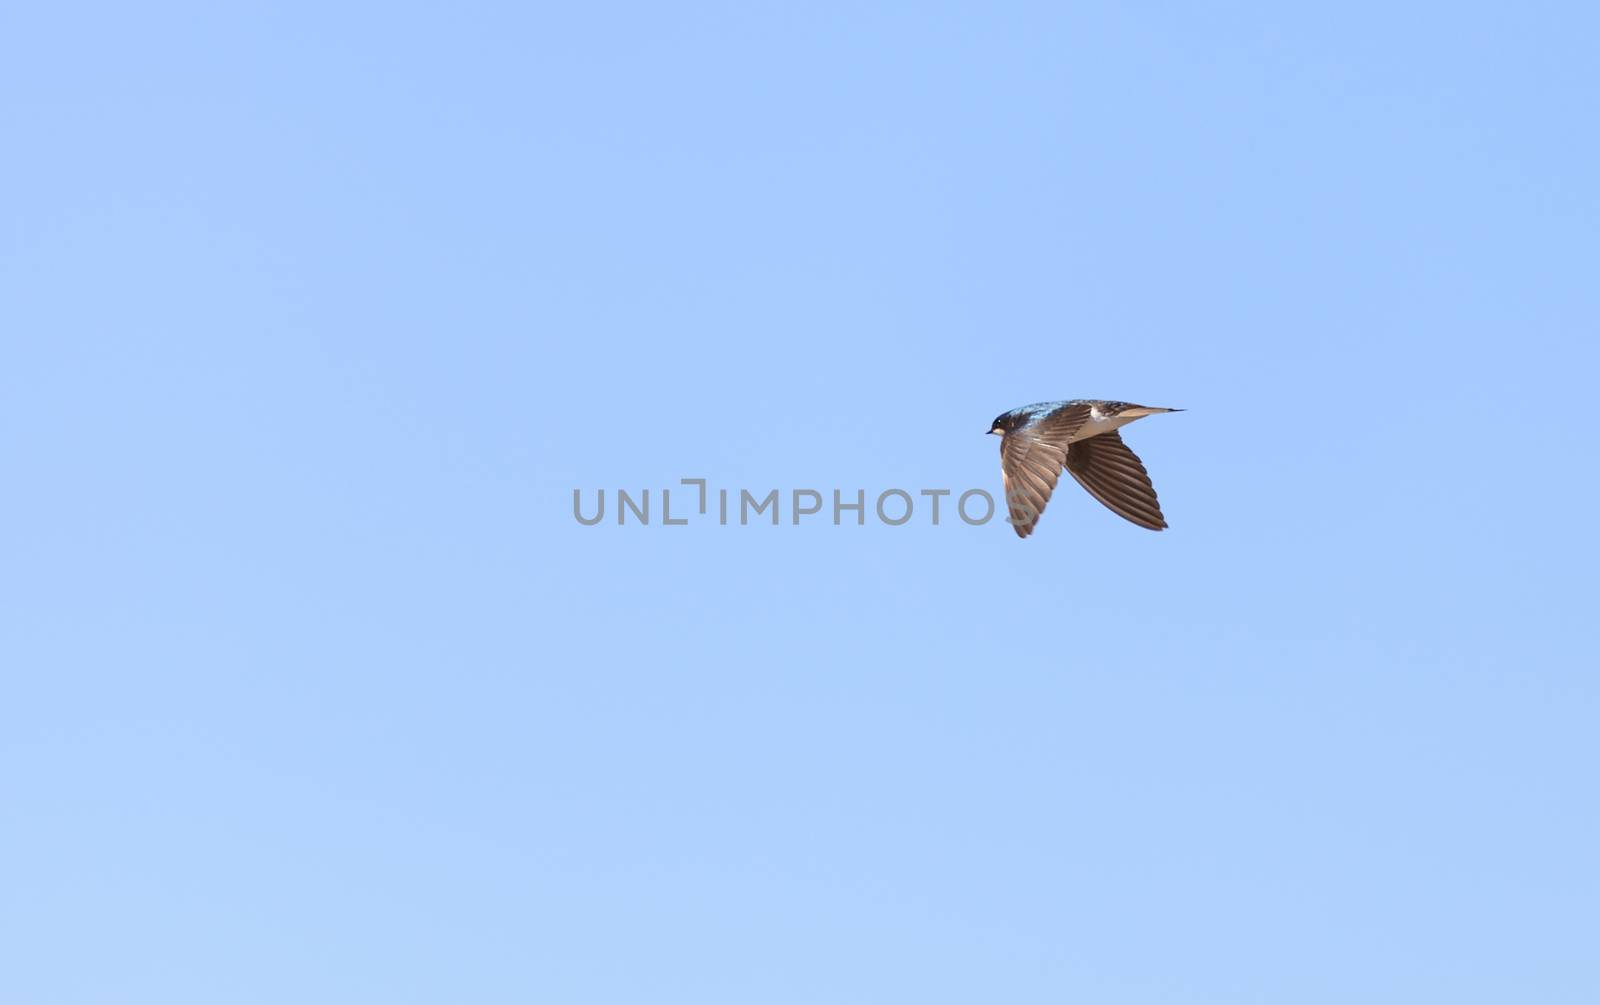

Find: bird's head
<box><xmin>987</xmin><ymin>413</ymin><xmax>1014</xmax><ymax>436</ymax></box>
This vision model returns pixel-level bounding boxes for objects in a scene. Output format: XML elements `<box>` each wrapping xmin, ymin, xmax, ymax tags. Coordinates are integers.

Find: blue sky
<box><xmin>3</xmin><ymin>3</ymin><xmax>1597</xmax><ymax>1002</ymax></box>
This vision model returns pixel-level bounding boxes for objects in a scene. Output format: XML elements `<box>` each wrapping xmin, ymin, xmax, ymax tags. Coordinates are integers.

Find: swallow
<box><xmin>988</xmin><ymin>400</ymin><xmax>1182</xmax><ymax>537</ymax></box>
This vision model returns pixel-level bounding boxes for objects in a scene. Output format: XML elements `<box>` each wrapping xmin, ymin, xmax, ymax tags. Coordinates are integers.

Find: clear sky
<box><xmin>3</xmin><ymin>3</ymin><xmax>1597</xmax><ymax>1002</ymax></box>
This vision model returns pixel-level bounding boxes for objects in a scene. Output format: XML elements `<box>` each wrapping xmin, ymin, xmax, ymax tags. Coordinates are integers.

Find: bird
<box><xmin>988</xmin><ymin>400</ymin><xmax>1182</xmax><ymax>538</ymax></box>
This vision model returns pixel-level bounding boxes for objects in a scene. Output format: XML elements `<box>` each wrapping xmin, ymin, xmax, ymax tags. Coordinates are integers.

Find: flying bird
<box><xmin>988</xmin><ymin>400</ymin><xmax>1182</xmax><ymax>538</ymax></box>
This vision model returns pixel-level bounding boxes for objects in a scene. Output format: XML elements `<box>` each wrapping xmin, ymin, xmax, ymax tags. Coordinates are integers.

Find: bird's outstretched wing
<box><xmin>999</xmin><ymin>403</ymin><xmax>1091</xmax><ymax>538</ymax></box>
<box><xmin>1064</xmin><ymin>430</ymin><xmax>1167</xmax><ymax>531</ymax></box>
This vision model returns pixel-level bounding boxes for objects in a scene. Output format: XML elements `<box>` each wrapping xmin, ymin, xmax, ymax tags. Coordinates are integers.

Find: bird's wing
<box><xmin>999</xmin><ymin>404</ymin><xmax>1091</xmax><ymax>538</ymax></box>
<box><xmin>1063</xmin><ymin>430</ymin><xmax>1167</xmax><ymax>531</ymax></box>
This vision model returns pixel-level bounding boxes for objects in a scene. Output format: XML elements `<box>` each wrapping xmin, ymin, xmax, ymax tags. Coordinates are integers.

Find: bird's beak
<box><xmin>986</xmin><ymin>429</ymin><xmax>999</xmax><ymax>435</ymax></box>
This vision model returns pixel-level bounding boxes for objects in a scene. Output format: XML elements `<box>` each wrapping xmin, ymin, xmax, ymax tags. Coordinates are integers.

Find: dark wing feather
<box><xmin>1063</xmin><ymin>431</ymin><xmax>1167</xmax><ymax>531</ymax></box>
<box><xmin>998</xmin><ymin>404</ymin><xmax>1091</xmax><ymax>538</ymax></box>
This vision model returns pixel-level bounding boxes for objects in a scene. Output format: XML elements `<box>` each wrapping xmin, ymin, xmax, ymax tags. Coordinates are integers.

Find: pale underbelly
<box><xmin>1068</xmin><ymin>411</ymin><xmax>1138</xmax><ymax>443</ymax></box>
